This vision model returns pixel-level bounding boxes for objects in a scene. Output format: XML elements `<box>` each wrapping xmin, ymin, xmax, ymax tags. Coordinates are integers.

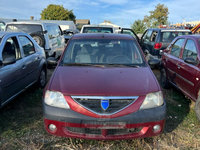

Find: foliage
<box><xmin>144</xmin><ymin>3</ymin><xmax>169</xmax><ymax>28</ymax></box>
<box><xmin>40</xmin><ymin>4</ymin><xmax>76</xmax><ymax>21</ymax></box>
<box><xmin>131</xmin><ymin>19</ymin><xmax>146</xmax><ymax>34</ymax></box>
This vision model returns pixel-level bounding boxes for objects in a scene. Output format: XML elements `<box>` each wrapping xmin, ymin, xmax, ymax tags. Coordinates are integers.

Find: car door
<box><xmin>0</xmin><ymin>36</ymin><xmax>24</xmax><ymax>105</ymax></box>
<box><xmin>140</xmin><ymin>29</ymin><xmax>153</xmax><ymax>52</ymax></box>
<box><xmin>121</xmin><ymin>28</ymin><xmax>139</xmax><ymax>42</ymax></box>
<box><xmin>176</xmin><ymin>39</ymin><xmax>199</xmax><ymax>100</ymax></box>
<box><xmin>18</xmin><ymin>35</ymin><xmax>41</xmax><ymax>87</ymax></box>
<box><xmin>164</xmin><ymin>38</ymin><xmax>185</xmax><ymax>85</ymax></box>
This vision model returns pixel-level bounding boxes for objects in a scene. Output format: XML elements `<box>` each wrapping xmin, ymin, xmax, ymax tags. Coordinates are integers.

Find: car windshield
<box><xmin>83</xmin><ymin>27</ymin><xmax>113</xmax><ymax>33</ymax></box>
<box><xmin>62</xmin><ymin>39</ymin><xmax>144</xmax><ymax>66</ymax></box>
<box><xmin>6</xmin><ymin>24</ymin><xmax>43</xmax><ymax>34</ymax></box>
<box><xmin>161</xmin><ymin>31</ymin><xmax>191</xmax><ymax>43</ymax></box>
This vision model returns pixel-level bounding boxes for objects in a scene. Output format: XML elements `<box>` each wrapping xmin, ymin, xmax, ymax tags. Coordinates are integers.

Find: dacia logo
<box><xmin>101</xmin><ymin>99</ymin><xmax>109</xmax><ymax>111</ymax></box>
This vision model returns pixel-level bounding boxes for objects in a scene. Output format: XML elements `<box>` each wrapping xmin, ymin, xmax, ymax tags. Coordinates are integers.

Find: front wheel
<box><xmin>37</xmin><ymin>68</ymin><xmax>47</xmax><ymax>88</ymax></box>
<box><xmin>160</xmin><ymin>68</ymin><xmax>170</xmax><ymax>89</ymax></box>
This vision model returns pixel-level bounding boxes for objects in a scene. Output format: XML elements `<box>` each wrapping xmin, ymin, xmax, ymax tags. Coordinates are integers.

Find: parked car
<box><xmin>63</xmin><ymin>29</ymin><xmax>79</xmax><ymax>44</ymax></box>
<box><xmin>81</xmin><ymin>25</ymin><xmax>139</xmax><ymax>42</ymax></box>
<box><xmin>80</xmin><ymin>25</ymin><xmax>115</xmax><ymax>33</ymax></box>
<box><xmin>43</xmin><ymin>33</ymin><xmax>166</xmax><ymax>140</ymax></box>
<box><xmin>140</xmin><ymin>28</ymin><xmax>192</xmax><ymax>56</ymax></box>
<box><xmin>0</xmin><ymin>32</ymin><xmax>47</xmax><ymax>107</ymax></box>
<box><xmin>5</xmin><ymin>22</ymin><xmax>65</xmax><ymax>59</ymax></box>
<box><xmin>31</xmin><ymin>20</ymin><xmax>79</xmax><ymax>44</ymax></box>
<box><xmin>115</xmin><ymin>28</ymin><xmax>139</xmax><ymax>42</ymax></box>
<box><xmin>160</xmin><ymin>34</ymin><xmax>200</xmax><ymax>120</ymax></box>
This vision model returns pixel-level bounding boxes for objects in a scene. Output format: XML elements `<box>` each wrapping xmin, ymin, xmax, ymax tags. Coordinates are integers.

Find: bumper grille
<box><xmin>67</xmin><ymin>127</ymin><xmax>101</xmax><ymax>135</ymax></box>
<box><xmin>66</xmin><ymin>127</ymin><xmax>142</xmax><ymax>136</ymax></box>
<box><xmin>71</xmin><ymin>96</ymin><xmax>138</xmax><ymax>115</ymax></box>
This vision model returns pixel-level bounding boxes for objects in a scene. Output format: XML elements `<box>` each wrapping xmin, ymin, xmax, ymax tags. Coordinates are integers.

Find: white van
<box><xmin>80</xmin><ymin>25</ymin><xmax>115</xmax><ymax>33</ymax></box>
<box><xmin>6</xmin><ymin>22</ymin><xmax>65</xmax><ymax>59</ymax></box>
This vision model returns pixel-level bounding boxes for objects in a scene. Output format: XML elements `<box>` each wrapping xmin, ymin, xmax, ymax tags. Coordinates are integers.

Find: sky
<box><xmin>0</xmin><ymin>0</ymin><xmax>199</xmax><ymax>28</ymax></box>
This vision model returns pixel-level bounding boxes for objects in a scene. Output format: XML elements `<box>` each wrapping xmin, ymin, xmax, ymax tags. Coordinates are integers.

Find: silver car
<box><xmin>0</xmin><ymin>32</ymin><xmax>47</xmax><ymax>107</ymax></box>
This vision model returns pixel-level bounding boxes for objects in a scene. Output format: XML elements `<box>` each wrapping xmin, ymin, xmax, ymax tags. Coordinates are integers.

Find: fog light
<box><xmin>153</xmin><ymin>125</ymin><xmax>161</xmax><ymax>133</ymax></box>
<box><xmin>49</xmin><ymin>124</ymin><xmax>57</xmax><ymax>132</ymax></box>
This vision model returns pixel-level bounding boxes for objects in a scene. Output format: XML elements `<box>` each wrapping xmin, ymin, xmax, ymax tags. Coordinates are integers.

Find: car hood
<box><xmin>49</xmin><ymin>66</ymin><xmax>160</xmax><ymax>96</ymax></box>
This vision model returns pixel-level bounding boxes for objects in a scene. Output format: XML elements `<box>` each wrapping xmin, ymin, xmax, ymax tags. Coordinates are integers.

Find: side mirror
<box><xmin>148</xmin><ymin>58</ymin><xmax>160</xmax><ymax>69</ymax></box>
<box><xmin>159</xmin><ymin>49</ymin><xmax>164</xmax><ymax>55</ymax></box>
<box><xmin>42</xmin><ymin>30</ymin><xmax>47</xmax><ymax>34</ymax></box>
<box><xmin>3</xmin><ymin>57</ymin><xmax>16</xmax><ymax>65</ymax></box>
<box><xmin>47</xmin><ymin>57</ymin><xmax>57</xmax><ymax>67</ymax></box>
<box><xmin>184</xmin><ymin>57</ymin><xmax>197</xmax><ymax>65</ymax></box>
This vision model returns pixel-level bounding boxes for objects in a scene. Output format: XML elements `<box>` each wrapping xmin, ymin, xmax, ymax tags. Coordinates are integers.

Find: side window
<box><xmin>150</xmin><ymin>31</ymin><xmax>158</xmax><ymax>42</ymax></box>
<box><xmin>170</xmin><ymin>38</ymin><xmax>185</xmax><ymax>58</ymax></box>
<box><xmin>46</xmin><ymin>25</ymin><xmax>54</xmax><ymax>39</ymax></box>
<box><xmin>182</xmin><ymin>39</ymin><xmax>197</xmax><ymax>60</ymax></box>
<box><xmin>143</xmin><ymin>30</ymin><xmax>153</xmax><ymax>42</ymax></box>
<box><xmin>19</xmin><ymin>36</ymin><xmax>35</xmax><ymax>57</ymax></box>
<box><xmin>46</xmin><ymin>25</ymin><xmax>60</xmax><ymax>39</ymax></box>
<box><xmin>2</xmin><ymin>37</ymin><xmax>21</xmax><ymax>61</ymax></box>
<box><xmin>54</xmin><ymin>26</ymin><xmax>60</xmax><ymax>37</ymax></box>
<box><xmin>122</xmin><ymin>29</ymin><xmax>137</xmax><ymax>39</ymax></box>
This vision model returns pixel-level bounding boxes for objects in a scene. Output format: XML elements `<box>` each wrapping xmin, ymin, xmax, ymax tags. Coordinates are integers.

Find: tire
<box><xmin>37</xmin><ymin>68</ymin><xmax>47</xmax><ymax>88</ymax></box>
<box><xmin>195</xmin><ymin>96</ymin><xmax>200</xmax><ymax>121</ymax></box>
<box><xmin>160</xmin><ymin>68</ymin><xmax>170</xmax><ymax>89</ymax></box>
<box><xmin>30</xmin><ymin>33</ymin><xmax>45</xmax><ymax>48</ymax></box>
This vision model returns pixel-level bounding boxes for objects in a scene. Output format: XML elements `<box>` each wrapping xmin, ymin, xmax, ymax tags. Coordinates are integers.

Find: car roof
<box><xmin>148</xmin><ymin>28</ymin><xmax>191</xmax><ymax>32</ymax></box>
<box><xmin>177</xmin><ymin>34</ymin><xmax>200</xmax><ymax>39</ymax></box>
<box><xmin>0</xmin><ymin>31</ymin><xmax>27</xmax><ymax>38</ymax></box>
<box><xmin>82</xmin><ymin>25</ymin><xmax>113</xmax><ymax>28</ymax></box>
<box><xmin>71</xmin><ymin>33</ymin><xmax>134</xmax><ymax>40</ymax></box>
<box><xmin>6</xmin><ymin>21</ymin><xmax>57</xmax><ymax>26</ymax></box>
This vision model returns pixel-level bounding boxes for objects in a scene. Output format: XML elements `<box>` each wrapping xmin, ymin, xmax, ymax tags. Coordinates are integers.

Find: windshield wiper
<box><xmin>62</xmin><ymin>63</ymin><xmax>141</xmax><ymax>68</ymax></box>
<box><xmin>104</xmin><ymin>64</ymin><xmax>140</xmax><ymax>68</ymax></box>
<box><xmin>62</xmin><ymin>63</ymin><xmax>105</xmax><ymax>67</ymax></box>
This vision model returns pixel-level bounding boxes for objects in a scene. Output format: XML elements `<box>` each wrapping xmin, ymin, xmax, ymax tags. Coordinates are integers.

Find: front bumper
<box><xmin>43</xmin><ymin>102</ymin><xmax>166</xmax><ymax>140</ymax></box>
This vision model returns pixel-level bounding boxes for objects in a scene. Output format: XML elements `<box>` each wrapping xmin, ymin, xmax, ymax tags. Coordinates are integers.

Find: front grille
<box><xmin>66</xmin><ymin>127</ymin><xmax>142</xmax><ymax>136</ymax></box>
<box><xmin>107</xmin><ymin>128</ymin><xmax>142</xmax><ymax>135</ymax></box>
<box><xmin>71</xmin><ymin>96</ymin><xmax>138</xmax><ymax>115</ymax></box>
<box><xmin>67</xmin><ymin>127</ymin><xmax>101</xmax><ymax>135</ymax></box>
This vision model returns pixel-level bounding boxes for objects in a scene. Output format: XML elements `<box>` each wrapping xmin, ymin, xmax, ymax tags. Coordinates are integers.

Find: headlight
<box><xmin>140</xmin><ymin>91</ymin><xmax>164</xmax><ymax>110</ymax></box>
<box><xmin>44</xmin><ymin>90</ymin><xmax>70</xmax><ymax>109</ymax></box>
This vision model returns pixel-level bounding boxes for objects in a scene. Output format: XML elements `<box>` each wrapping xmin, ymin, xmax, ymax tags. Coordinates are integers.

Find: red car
<box><xmin>43</xmin><ymin>33</ymin><xmax>166</xmax><ymax>140</ymax></box>
<box><xmin>160</xmin><ymin>35</ymin><xmax>200</xmax><ymax>120</ymax></box>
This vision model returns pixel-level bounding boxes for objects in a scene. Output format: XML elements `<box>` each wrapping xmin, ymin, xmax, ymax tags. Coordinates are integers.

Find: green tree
<box><xmin>143</xmin><ymin>3</ymin><xmax>169</xmax><ymax>28</ymax></box>
<box><xmin>149</xmin><ymin>3</ymin><xmax>169</xmax><ymax>27</ymax></box>
<box><xmin>131</xmin><ymin>19</ymin><xmax>146</xmax><ymax>34</ymax></box>
<box><xmin>41</xmin><ymin>4</ymin><xmax>76</xmax><ymax>21</ymax></box>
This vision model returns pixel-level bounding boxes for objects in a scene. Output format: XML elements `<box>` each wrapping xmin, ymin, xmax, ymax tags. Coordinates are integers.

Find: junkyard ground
<box><xmin>0</xmin><ymin>69</ymin><xmax>200</xmax><ymax>150</ymax></box>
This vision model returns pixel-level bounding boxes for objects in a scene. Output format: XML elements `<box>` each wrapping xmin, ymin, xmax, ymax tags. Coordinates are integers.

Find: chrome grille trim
<box><xmin>71</xmin><ymin>96</ymin><xmax>138</xmax><ymax>115</ymax></box>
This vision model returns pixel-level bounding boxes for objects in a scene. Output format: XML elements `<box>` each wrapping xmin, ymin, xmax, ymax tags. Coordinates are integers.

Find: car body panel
<box><xmin>162</xmin><ymin>35</ymin><xmax>200</xmax><ymax>101</ymax></box>
<box><xmin>5</xmin><ymin>22</ymin><xmax>65</xmax><ymax>58</ymax></box>
<box><xmin>49</xmin><ymin>66</ymin><xmax>159</xmax><ymax>96</ymax></box>
<box><xmin>44</xmin><ymin>33</ymin><xmax>165</xmax><ymax>139</ymax></box>
<box><xmin>141</xmin><ymin>28</ymin><xmax>191</xmax><ymax>56</ymax></box>
<box><xmin>0</xmin><ymin>32</ymin><xmax>46</xmax><ymax>107</ymax></box>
